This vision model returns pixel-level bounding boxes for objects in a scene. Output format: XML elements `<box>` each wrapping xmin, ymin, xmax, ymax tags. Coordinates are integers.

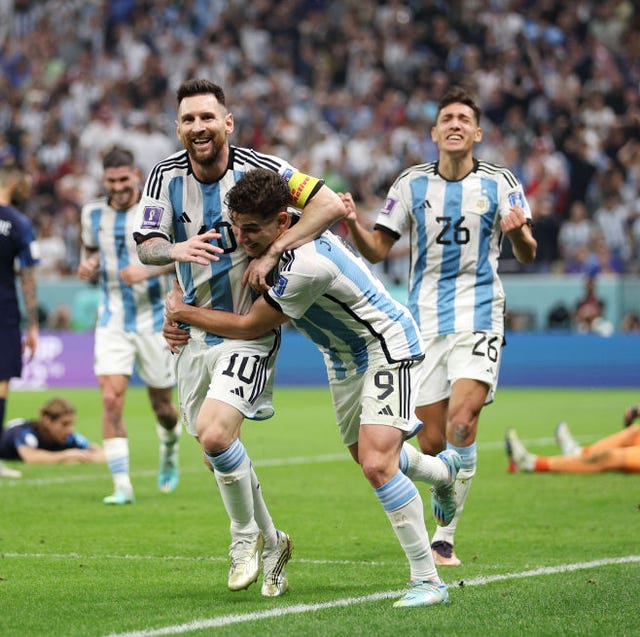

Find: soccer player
<box><xmin>340</xmin><ymin>86</ymin><xmax>537</xmax><ymax>566</ymax></box>
<box><xmin>0</xmin><ymin>162</ymin><xmax>39</xmax><ymax>479</ymax></box>
<box><xmin>0</xmin><ymin>397</ymin><xmax>105</xmax><ymax>464</ymax></box>
<box><xmin>163</xmin><ymin>168</ymin><xmax>462</xmax><ymax>608</ymax></box>
<box><xmin>78</xmin><ymin>146</ymin><xmax>180</xmax><ymax>504</ymax></box>
<box><xmin>132</xmin><ymin>79</ymin><xmax>346</xmax><ymax>597</ymax></box>
<box><xmin>506</xmin><ymin>420</ymin><xmax>640</xmax><ymax>474</ymax></box>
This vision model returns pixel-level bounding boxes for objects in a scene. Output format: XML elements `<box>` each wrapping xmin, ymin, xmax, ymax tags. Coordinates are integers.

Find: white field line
<box><xmin>0</xmin><ymin>437</ymin><xmax>579</xmax><ymax>488</ymax></box>
<box><xmin>3</xmin><ymin>552</ymin><xmax>639</xmax><ymax>635</ymax></box>
<box><xmin>2</xmin><ymin>551</ymin><xmax>398</xmax><ymax>567</ymax></box>
<box><xmin>97</xmin><ymin>555</ymin><xmax>639</xmax><ymax>637</ymax></box>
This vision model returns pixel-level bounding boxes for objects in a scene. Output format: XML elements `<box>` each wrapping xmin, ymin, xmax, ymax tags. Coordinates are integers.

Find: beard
<box><xmin>187</xmin><ymin>135</ymin><xmax>225</xmax><ymax>168</ymax></box>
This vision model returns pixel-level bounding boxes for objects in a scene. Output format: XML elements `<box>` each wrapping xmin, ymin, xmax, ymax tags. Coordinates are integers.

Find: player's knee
<box><xmin>197</xmin><ymin>423</ymin><xmax>235</xmax><ymax>454</ymax></box>
<box><xmin>449</xmin><ymin>421</ymin><xmax>474</xmax><ymax>446</ymax></box>
<box><xmin>359</xmin><ymin>455</ymin><xmax>392</xmax><ymax>487</ymax></box>
<box><xmin>101</xmin><ymin>390</ymin><xmax>124</xmax><ymax>415</ymax></box>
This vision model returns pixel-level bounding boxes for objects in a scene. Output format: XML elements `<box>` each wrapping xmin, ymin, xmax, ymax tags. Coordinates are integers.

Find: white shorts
<box><xmin>94</xmin><ymin>327</ymin><xmax>175</xmax><ymax>388</ymax></box>
<box><xmin>330</xmin><ymin>358</ymin><xmax>424</xmax><ymax>447</ymax></box>
<box><xmin>175</xmin><ymin>334</ymin><xmax>279</xmax><ymax>437</ymax></box>
<box><xmin>418</xmin><ymin>331</ymin><xmax>503</xmax><ymax>406</ymax></box>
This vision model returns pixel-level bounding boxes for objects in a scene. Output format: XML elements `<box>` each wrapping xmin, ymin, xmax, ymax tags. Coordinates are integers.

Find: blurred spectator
<box><xmin>573</xmin><ymin>275</ymin><xmax>613</xmax><ymax>335</ymax></box>
<box><xmin>0</xmin><ymin>0</ymin><xmax>637</xmax><ymax>284</ymax></box>
<box><xmin>58</xmin><ymin>200</ymin><xmax>82</xmax><ymax>275</ymax></box>
<box><xmin>531</xmin><ymin>197</ymin><xmax>561</xmax><ymax>271</ymax></box>
<box><xmin>35</xmin><ymin>212</ymin><xmax>66</xmax><ymax>278</ymax></box>
<box><xmin>558</xmin><ymin>200</ymin><xmax>594</xmax><ymax>270</ymax></box>
<box><xmin>620</xmin><ymin>311</ymin><xmax>640</xmax><ymax>333</ymax></box>
<box><xmin>592</xmin><ymin>190</ymin><xmax>631</xmax><ymax>265</ymax></box>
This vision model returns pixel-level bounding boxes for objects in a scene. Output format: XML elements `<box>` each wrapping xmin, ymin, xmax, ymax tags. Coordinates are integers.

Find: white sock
<box><xmin>375</xmin><ymin>471</ymin><xmax>439</xmax><ymax>582</ymax></box>
<box><xmin>432</xmin><ymin>467</ymin><xmax>474</xmax><ymax>544</ymax></box>
<box><xmin>157</xmin><ymin>423</ymin><xmax>181</xmax><ymax>462</ymax></box>
<box><xmin>103</xmin><ymin>437</ymin><xmax>132</xmax><ymax>490</ymax></box>
<box><xmin>401</xmin><ymin>442</ymin><xmax>449</xmax><ymax>485</ymax></box>
<box><xmin>432</xmin><ymin>442</ymin><xmax>476</xmax><ymax>545</ymax></box>
<box><xmin>250</xmin><ymin>465</ymin><xmax>277</xmax><ymax>549</ymax></box>
<box><xmin>205</xmin><ymin>441</ymin><xmax>259</xmax><ymax>540</ymax></box>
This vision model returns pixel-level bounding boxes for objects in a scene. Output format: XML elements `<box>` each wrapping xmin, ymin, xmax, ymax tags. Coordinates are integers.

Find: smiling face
<box><xmin>431</xmin><ymin>102</ymin><xmax>482</xmax><ymax>157</ymax></box>
<box><xmin>103</xmin><ymin>164</ymin><xmax>141</xmax><ymax>210</ymax></box>
<box><xmin>176</xmin><ymin>93</ymin><xmax>234</xmax><ymax>178</ymax></box>
<box><xmin>231</xmin><ymin>210</ymin><xmax>290</xmax><ymax>258</ymax></box>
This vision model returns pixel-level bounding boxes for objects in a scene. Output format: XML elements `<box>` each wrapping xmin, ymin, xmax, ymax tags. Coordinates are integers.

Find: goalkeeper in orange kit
<box><xmin>505</xmin><ymin>406</ymin><xmax>640</xmax><ymax>474</ymax></box>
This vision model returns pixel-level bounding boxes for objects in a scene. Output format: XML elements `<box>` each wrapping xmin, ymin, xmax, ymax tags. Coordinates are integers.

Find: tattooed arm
<box><xmin>136</xmin><ymin>229</ymin><xmax>224</xmax><ymax>266</ymax></box>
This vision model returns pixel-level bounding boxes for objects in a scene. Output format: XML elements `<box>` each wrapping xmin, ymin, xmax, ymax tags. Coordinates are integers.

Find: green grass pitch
<box><xmin>1</xmin><ymin>386</ymin><xmax>638</xmax><ymax>637</ymax></box>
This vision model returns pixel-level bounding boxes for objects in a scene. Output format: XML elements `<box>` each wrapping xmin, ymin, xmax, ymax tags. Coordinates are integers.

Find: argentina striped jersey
<box><xmin>133</xmin><ymin>146</ymin><xmax>297</xmax><ymax>345</ymax></box>
<box><xmin>80</xmin><ymin>197</ymin><xmax>167</xmax><ymax>333</ymax></box>
<box><xmin>265</xmin><ymin>230</ymin><xmax>424</xmax><ymax>381</ymax></box>
<box><xmin>374</xmin><ymin>159</ymin><xmax>532</xmax><ymax>338</ymax></box>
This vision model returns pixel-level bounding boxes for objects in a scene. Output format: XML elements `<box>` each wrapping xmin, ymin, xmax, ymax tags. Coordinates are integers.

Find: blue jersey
<box><xmin>0</xmin><ymin>204</ymin><xmax>39</xmax><ymax>327</ymax></box>
<box><xmin>81</xmin><ymin>196</ymin><xmax>168</xmax><ymax>333</ymax></box>
<box><xmin>374</xmin><ymin>158</ymin><xmax>532</xmax><ymax>338</ymax></box>
<box><xmin>133</xmin><ymin>146</ymin><xmax>304</xmax><ymax>346</ymax></box>
<box><xmin>265</xmin><ymin>229</ymin><xmax>424</xmax><ymax>381</ymax></box>
<box><xmin>0</xmin><ymin>419</ymin><xmax>92</xmax><ymax>461</ymax></box>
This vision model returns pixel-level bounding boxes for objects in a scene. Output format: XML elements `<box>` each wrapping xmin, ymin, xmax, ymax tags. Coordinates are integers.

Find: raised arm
<box><xmin>501</xmin><ymin>206</ymin><xmax>537</xmax><ymax>264</ymax></box>
<box><xmin>340</xmin><ymin>192</ymin><xmax>397</xmax><ymax>264</ymax></box>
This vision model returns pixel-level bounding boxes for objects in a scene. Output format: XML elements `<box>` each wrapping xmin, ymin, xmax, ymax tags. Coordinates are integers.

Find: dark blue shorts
<box><xmin>0</xmin><ymin>324</ymin><xmax>22</xmax><ymax>381</ymax></box>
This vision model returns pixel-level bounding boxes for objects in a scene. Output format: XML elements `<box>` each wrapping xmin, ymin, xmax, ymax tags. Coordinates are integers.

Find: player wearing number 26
<box><xmin>341</xmin><ymin>86</ymin><xmax>537</xmax><ymax>566</ymax></box>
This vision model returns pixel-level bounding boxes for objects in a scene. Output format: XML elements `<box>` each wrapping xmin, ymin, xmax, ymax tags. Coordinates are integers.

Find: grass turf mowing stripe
<box><xmin>102</xmin><ymin>555</ymin><xmax>640</xmax><ymax>637</ymax></box>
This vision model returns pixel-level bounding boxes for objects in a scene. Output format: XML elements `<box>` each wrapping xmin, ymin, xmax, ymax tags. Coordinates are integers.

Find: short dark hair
<box><xmin>0</xmin><ymin>162</ymin><xmax>26</xmax><ymax>189</ymax></box>
<box><xmin>176</xmin><ymin>79</ymin><xmax>226</xmax><ymax>107</ymax></box>
<box><xmin>226</xmin><ymin>169</ymin><xmax>291</xmax><ymax>220</ymax></box>
<box><xmin>102</xmin><ymin>146</ymin><xmax>135</xmax><ymax>170</ymax></box>
<box><xmin>437</xmin><ymin>86</ymin><xmax>481</xmax><ymax>125</ymax></box>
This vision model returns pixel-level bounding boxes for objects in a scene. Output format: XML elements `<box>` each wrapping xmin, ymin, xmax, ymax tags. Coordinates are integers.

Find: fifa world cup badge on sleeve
<box><xmin>507</xmin><ymin>191</ymin><xmax>525</xmax><ymax>209</ymax></box>
<box><xmin>273</xmin><ymin>275</ymin><xmax>288</xmax><ymax>297</ymax></box>
<box><xmin>141</xmin><ymin>206</ymin><xmax>164</xmax><ymax>229</ymax></box>
<box><xmin>381</xmin><ymin>197</ymin><xmax>397</xmax><ymax>216</ymax></box>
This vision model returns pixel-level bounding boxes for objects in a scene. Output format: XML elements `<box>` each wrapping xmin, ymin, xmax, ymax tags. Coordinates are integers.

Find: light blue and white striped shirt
<box><xmin>374</xmin><ymin>158</ymin><xmax>532</xmax><ymax>338</ymax></box>
<box><xmin>81</xmin><ymin>197</ymin><xmax>167</xmax><ymax>333</ymax></box>
<box><xmin>133</xmin><ymin>146</ymin><xmax>298</xmax><ymax>346</ymax></box>
<box><xmin>266</xmin><ymin>230</ymin><xmax>424</xmax><ymax>381</ymax></box>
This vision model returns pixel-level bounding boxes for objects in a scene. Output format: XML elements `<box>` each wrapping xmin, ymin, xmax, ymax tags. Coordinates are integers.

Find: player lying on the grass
<box><xmin>0</xmin><ymin>397</ymin><xmax>105</xmax><ymax>464</ymax></box>
<box><xmin>506</xmin><ymin>410</ymin><xmax>640</xmax><ymax>474</ymax></box>
<box><xmin>163</xmin><ymin>168</ymin><xmax>461</xmax><ymax>608</ymax></box>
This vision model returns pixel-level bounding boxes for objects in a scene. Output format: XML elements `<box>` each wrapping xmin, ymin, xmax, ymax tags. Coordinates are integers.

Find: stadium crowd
<box><xmin>1</xmin><ymin>0</ymin><xmax>639</xmax><ymax>282</ymax></box>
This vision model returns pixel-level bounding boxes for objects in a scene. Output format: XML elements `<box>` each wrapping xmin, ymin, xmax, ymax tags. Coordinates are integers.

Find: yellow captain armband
<box><xmin>284</xmin><ymin>171</ymin><xmax>323</xmax><ymax>208</ymax></box>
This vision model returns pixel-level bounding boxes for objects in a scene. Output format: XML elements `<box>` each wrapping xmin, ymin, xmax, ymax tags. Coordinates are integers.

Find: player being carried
<box><xmin>163</xmin><ymin>168</ymin><xmax>462</xmax><ymax>608</ymax></box>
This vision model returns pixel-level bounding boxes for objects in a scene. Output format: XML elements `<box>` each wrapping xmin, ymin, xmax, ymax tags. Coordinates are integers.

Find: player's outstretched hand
<box><xmin>338</xmin><ymin>192</ymin><xmax>358</xmax><ymax>223</ymax></box>
<box><xmin>170</xmin><ymin>228</ymin><xmax>224</xmax><ymax>265</ymax></box>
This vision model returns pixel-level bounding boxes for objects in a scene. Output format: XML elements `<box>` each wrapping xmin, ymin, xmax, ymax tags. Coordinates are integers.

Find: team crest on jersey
<box><xmin>272</xmin><ymin>274</ymin><xmax>289</xmax><ymax>297</ymax></box>
<box><xmin>381</xmin><ymin>197</ymin><xmax>397</xmax><ymax>215</ymax></box>
<box><xmin>475</xmin><ymin>196</ymin><xmax>490</xmax><ymax>213</ymax></box>
<box><xmin>508</xmin><ymin>191</ymin><xmax>525</xmax><ymax>209</ymax></box>
<box><xmin>141</xmin><ymin>206</ymin><xmax>164</xmax><ymax>229</ymax></box>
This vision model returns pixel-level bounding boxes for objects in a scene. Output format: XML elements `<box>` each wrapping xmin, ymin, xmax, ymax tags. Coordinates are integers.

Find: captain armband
<box><xmin>285</xmin><ymin>171</ymin><xmax>324</xmax><ymax>208</ymax></box>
